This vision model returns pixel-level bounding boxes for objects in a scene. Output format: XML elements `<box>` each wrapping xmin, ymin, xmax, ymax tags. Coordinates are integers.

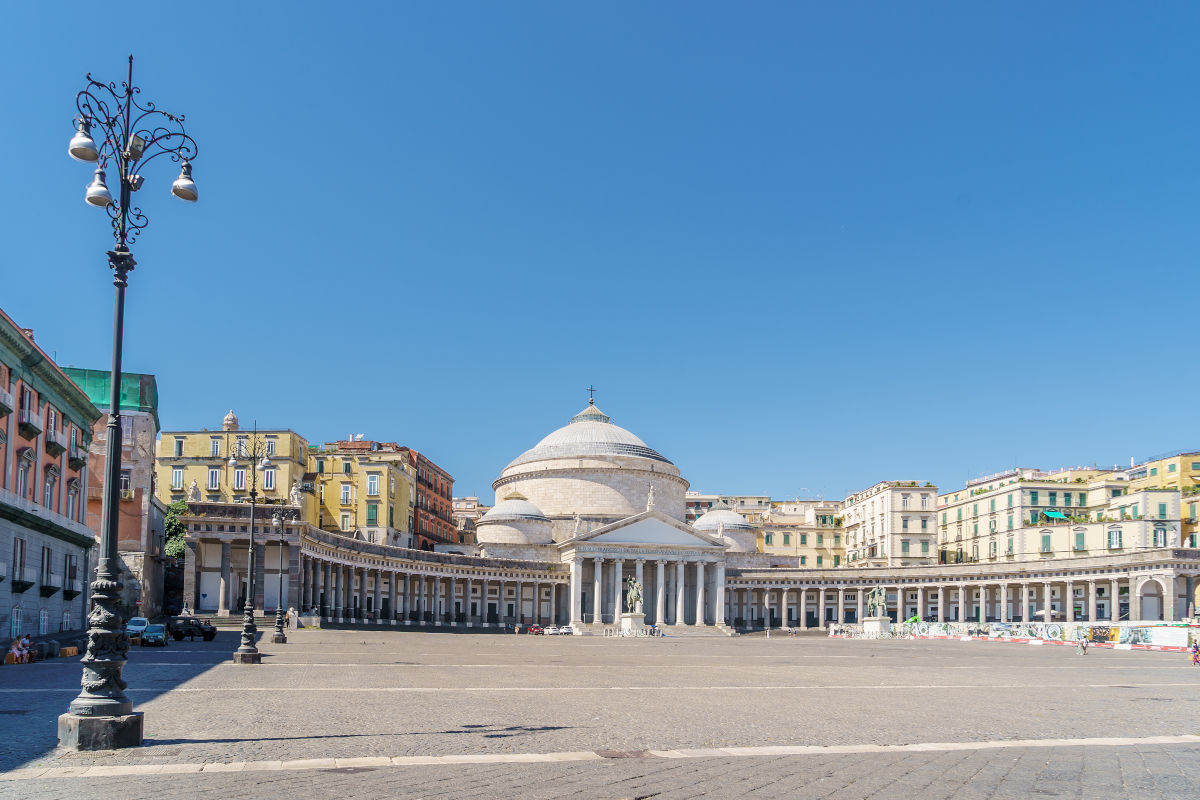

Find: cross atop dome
<box><xmin>586</xmin><ymin>384</ymin><xmax>597</xmax><ymax>405</ymax></box>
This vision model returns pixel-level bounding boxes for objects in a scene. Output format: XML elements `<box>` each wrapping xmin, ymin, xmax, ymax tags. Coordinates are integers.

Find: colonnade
<box><xmin>297</xmin><ymin>553</ymin><xmax>569</xmax><ymax>627</ymax></box>
<box><xmin>725</xmin><ymin>573</ymin><xmax>1184</xmax><ymax>629</ymax></box>
<box><xmin>569</xmin><ymin>556</ymin><xmax>726</xmax><ymax>627</ymax></box>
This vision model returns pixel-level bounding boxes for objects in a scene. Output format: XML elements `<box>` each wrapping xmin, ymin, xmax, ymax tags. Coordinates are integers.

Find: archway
<box><xmin>1136</xmin><ymin>577</ymin><xmax>1165</xmax><ymax>621</ymax></box>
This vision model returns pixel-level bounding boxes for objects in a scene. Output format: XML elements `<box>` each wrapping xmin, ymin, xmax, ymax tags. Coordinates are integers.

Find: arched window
<box><xmin>66</xmin><ymin>479</ymin><xmax>80</xmax><ymax>521</ymax></box>
<box><xmin>62</xmin><ymin>611</ymin><xmax>72</xmax><ymax>631</ymax></box>
<box><xmin>1153</xmin><ymin>528</ymin><xmax>1166</xmax><ymax>547</ymax></box>
<box><xmin>9</xmin><ymin>605</ymin><xmax>21</xmax><ymax>637</ymax></box>
<box><xmin>38</xmin><ymin>608</ymin><xmax>49</xmax><ymax>635</ymax></box>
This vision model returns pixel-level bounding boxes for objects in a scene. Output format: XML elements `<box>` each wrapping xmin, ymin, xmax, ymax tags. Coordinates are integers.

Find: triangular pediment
<box><xmin>564</xmin><ymin>510</ymin><xmax>726</xmax><ymax>548</ymax></box>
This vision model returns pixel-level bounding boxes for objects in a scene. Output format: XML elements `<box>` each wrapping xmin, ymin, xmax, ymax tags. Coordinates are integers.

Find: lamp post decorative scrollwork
<box><xmin>59</xmin><ymin>55</ymin><xmax>199</xmax><ymax>751</ymax></box>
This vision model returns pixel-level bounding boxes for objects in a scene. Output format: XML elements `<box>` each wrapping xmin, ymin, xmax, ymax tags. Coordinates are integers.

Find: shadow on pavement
<box><xmin>0</xmin><ymin>628</ymin><xmax>249</xmax><ymax>771</ymax></box>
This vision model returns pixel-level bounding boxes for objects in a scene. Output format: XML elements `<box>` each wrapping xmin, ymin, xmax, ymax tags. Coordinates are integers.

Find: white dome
<box><xmin>481</xmin><ymin>494</ymin><xmax>549</xmax><ymax>523</ymax></box>
<box><xmin>693</xmin><ymin>506</ymin><xmax>754</xmax><ymax>532</ymax></box>
<box><xmin>506</xmin><ymin>402</ymin><xmax>672</xmax><ymax>468</ymax></box>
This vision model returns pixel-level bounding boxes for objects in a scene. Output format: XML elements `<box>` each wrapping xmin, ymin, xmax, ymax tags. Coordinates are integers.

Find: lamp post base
<box><xmin>231</xmin><ymin>651</ymin><xmax>261</xmax><ymax>665</ymax></box>
<box><xmin>270</xmin><ymin>632</ymin><xmax>287</xmax><ymax>644</ymax></box>
<box><xmin>58</xmin><ymin>712</ymin><xmax>144</xmax><ymax>751</ymax></box>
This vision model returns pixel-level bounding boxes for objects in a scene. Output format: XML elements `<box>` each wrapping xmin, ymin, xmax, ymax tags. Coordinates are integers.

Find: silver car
<box><xmin>125</xmin><ymin>617</ymin><xmax>150</xmax><ymax>637</ymax></box>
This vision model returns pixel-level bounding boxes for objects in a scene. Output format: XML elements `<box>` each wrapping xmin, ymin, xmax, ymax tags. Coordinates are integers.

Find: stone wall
<box><xmin>495</xmin><ymin>465</ymin><xmax>688</xmax><ymax>529</ymax></box>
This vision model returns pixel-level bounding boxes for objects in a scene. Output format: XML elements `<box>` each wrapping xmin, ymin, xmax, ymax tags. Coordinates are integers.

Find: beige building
<box><xmin>843</xmin><ymin>481</ymin><xmax>938</xmax><ymax>567</ymax></box>
<box><xmin>1123</xmin><ymin>450</ymin><xmax>1200</xmax><ymax>547</ymax></box>
<box><xmin>684</xmin><ymin>492</ymin><xmax>771</xmax><ymax>525</ymax></box>
<box><xmin>758</xmin><ymin>500</ymin><xmax>845</xmax><ymax>568</ymax></box>
<box><xmin>156</xmin><ymin>411</ymin><xmax>310</xmax><ymax>508</ymax></box>
<box><xmin>310</xmin><ymin>439</ymin><xmax>416</xmax><ymax>549</ymax></box>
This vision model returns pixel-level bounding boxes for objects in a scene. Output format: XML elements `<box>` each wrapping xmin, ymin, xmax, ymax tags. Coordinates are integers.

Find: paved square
<box><xmin>2</xmin><ymin>628</ymin><xmax>1199</xmax><ymax>798</ymax></box>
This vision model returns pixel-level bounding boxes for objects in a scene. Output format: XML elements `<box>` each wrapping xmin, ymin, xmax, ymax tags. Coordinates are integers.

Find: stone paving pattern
<box><xmin>1</xmin><ymin>628</ymin><xmax>1198</xmax><ymax>797</ymax></box>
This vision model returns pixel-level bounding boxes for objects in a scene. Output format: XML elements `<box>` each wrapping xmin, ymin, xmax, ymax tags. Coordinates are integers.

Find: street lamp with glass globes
<box><xmin>270</xmin><ymin>509</ymin><xmax>296</xmax><ymax>643</ymax></box>
<box><xmin>58</xmin><ymin>54</ymin><xmax>199</xmax><ymax>752</ymax></box>
<box><xmin>229</xmin><ymin>432</ymin><xmax>270</xmax><ymax>664</ymax></box>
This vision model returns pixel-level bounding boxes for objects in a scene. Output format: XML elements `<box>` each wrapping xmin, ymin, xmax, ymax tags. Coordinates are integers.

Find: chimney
<box><xmin>1130</xmin><ymin>457</ymin><xmax>1135</xmax><ymax>468</ymax></box>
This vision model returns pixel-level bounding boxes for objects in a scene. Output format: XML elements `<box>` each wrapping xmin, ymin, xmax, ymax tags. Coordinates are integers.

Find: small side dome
<box><xmin>222</xmin><ymin>409</ymin><xmax>239</xmax><ymax>431</ymax></box>
<box><xmin>693</xmin><ymin>504</ymin><xmax>754</xmax><ymax>532</ymax></box>
<box><xmin>482</xmin><ymin>492</ymin><xmax>550</xmax><ymax>523</ymax></box>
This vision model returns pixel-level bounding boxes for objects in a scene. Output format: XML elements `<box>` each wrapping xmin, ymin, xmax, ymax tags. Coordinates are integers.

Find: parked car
<box><xmin>140</xmin><ymin>624</ymin><xmax>168</xmax><ymax>647</ymax></box>
<box><xmin>166</xmin><ymin>616</ymin><xmax>217</xmax><ymax>642</ymax></box>
<box><xmin>526</xmin><ymin>624</ymin><xmax>544</xmax><ymax>635</ymax></box>
<box><xmin>559</xmin><ymin>625</ymin><xmax>574</xmax><ymax>635</ymax></box>
<box><xmin>543</xmin><ymin>626</ymin><xmax>560</xmax><ymax>635</ymax></box>
<box><xmin>125</xmin><ymin>617</ymin><xmax>149</xmax><ymax>638</ymax></box>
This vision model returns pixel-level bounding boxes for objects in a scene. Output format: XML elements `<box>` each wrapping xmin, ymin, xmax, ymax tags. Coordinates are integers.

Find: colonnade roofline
<box><xmin>303</xmin><ymin>528</ymin><xmax>568</xmax><ymax>575</ymax></box>
<box><xmin>728</xmin><ymin>548</ymin><xmax>1200</xmax><ymax>584</ymax></box>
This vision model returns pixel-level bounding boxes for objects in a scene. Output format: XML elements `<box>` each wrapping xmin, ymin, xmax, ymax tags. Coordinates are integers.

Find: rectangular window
<box><xmin>901</xmin><ymin>494</ymin><xmax>910</xmax><ymax>509</ymax></box>
<box><xmin>901</xmin><ymin>539</ymin><xmax>910</xmax><ymax>554</ymax></box>
<box><xmin>1008</xmin><ymin>493</ymin><xmax>1013</xmax><ymax>508</ymax></box>
<box><xmin>1108</xmin><ymin>529</ymin><xmax>1122</xmax><ymax>549</ymax></box>
<box><xmin>119</xmin><ymin>470</ymin><xmax>131</xmax><ymax>492</ymax></box>
<box><xmin>921</xmin><ymin>494</ymin><xmax>928</xmax><ymax>509</ymax></box>
<box><xmin>834</xmin><ymin>555</ymin><xmax>840</xmax><ymax>566</ymax></box>
<box><xmin>783</xmin><ymin>533</ymin><xmax>790</xmax><ymax>545</ymax></box>
<box><xmin>1075</xmin><ymin>531</ymin><xmax>1085</xmax><ymax>551</ymax></box>
<box><xmin>1007</xmin><ymin>537</ymin><xmax>1014</xmax><ymax>554</ymax></box>
<box><xmin>1154</xmin><ymin>528</ymin><xmax>1166</xmax><ymax>547</ymax></box>
<box><xmin>1007</xmin><ymin>514</ymin><xmax>1013</xmax><ymax>530</ymax></box>
<box><xmin>1158</xmin><ymin>503</ymin><xmax>1167</xmax><ymax>519</ymax></box>
<box><xmin>236</xmin><ymin>437</ymin><xmax>247</xmax><ymax>457</ymax></box>
<box><xmin>817</xmin><ymin>534</ymin><xmax>823</xmax><ymax>545</ymax></box>
<box><xmin>816</xmin><ymin>556</ymin><xmax>823</xmax><ymax>566</ymax></box>
<box><xmin>340</xmin><ymin>513</ymin><xmax>350</xmax><ymax>531</ymax></box>
<box><xmin>834</xmin><ymin>535</ymin><xmax>840</xmax><ymax>545</ymax></box>
<box><xmin>12</xmin><ymin>537</ymin><xmax>26</xmax><ymax>581</ymax></box>
<box><xmin>41</xmin><ymin>546</ymin><xmax>53</xmax><ymax>583</ymax></box>
<box><xmin>317</xmin><ymin>459</ymin><xmax>325</xmax><ymax>474</ymax></box>
<box><xmin>234</xmin><ymin>468</ymin><xmax>246</xmax><ymax>490</ymax></box>
<box><xmin>342</xmin><ymin>460</ymin><xmax>351</xmax><ymax>474</ymax></box>
<box><xmin>1062</xmin><ymin>492</ymin><xmax>1071</xmax><ymax>507</ymax></box>
<box><xmin>1030</xmin><ymin>491</ymin><xmax>1039</xmax><ymax>505</ymax></box>
<box><xmin>171</xmin><ymin>467</ymin><xmax>183</xmax><ymax>490</ymax></box>
<box><xmin>340</xmin><ymin>484</ymin><xmax>351</xmax><ymax>504</ymax></box>
<box><xmin>1041</xmin><ymin>534</ymin><xmax>1052</xmax><ymax>553</ymax></box>
<box><xmin>920</xmin><ymin>518</ymin><xmax>928</xmax><ymax>531</ymax></box>
<box><xmin>1168</xmin><ymin>463</ymin><xmax>1177</xmax><ymax>473</ymax></box>
<box><xmin>972</xmin><ymin>503</ymin><xmax>978</xmax><ymax>516</ymax></box>
<box><xmin>263</xmin><ymin>469</ymin><xmax>276</xmax><ymax>491</ymax></box>
<box><xmin>1192</xmin><ymin>462</ymin><xmax>1200</xmax><ymax>471</ymax></box>
<box><xmin>800</xmin><ymin>534</ymin><xmax>807</xmax><ymax>545</ymax></box>
<box><xmin>367</xmin><ymin>474</ymin><xmax>379</xmax><ymax>497</ymax></box>
<box><xmin>957</xmin><ymin>508</ymin><xmax>962</xmax><ymax>521</ymax></box>
<box><xmin>210</xmin><ymin>438</ymin><xmax>220</xmax><ymax>457</ymax></box>
<box><xmin>207</xmin><ymin>467</ymin><xmax>219</xmax><ymax>490</ymax></box>
<box><xmin>173</xmin><ymin>437</ymin><xmax>184</xmax><ymax>457</ymax></box>
<box><xmin>942</xmin><ymin>512</ymin><xmax>947</xmax><ymax>524</ymax></box>
<box><xmin>1150</xmin><ymin>467</ymin><xmax>1158</xmax><ymax>476</ymax></box>
<box><xmin>989</xmin><ymin>540</ymin><xmax>997</xmax><ymax>557</ymax></box>
<box><xmin>989</xmin><ymin>499</ymin><xmax>995</xmax><ymax>512</ymax></box>
<box><xmin>901</xmin><ymin>517</ymin><xmax>909</xmax><ymax>531</ymax></box>
<box><xmin>266</xmin><ymin>439</ymin><xmax>277</xmax><ymax>456</ymax></box>
<box><xmin>764</xmin><ymin>533</ymin><xmax>773</xmax><ymax>545</ymax></box>
<box><xmin>921</xmin><ymin>540</ymin><xmax>929</xmax><ymax>554</ymax></box>
<box><xmin>800</xmin><ymin>556</ymin><xmax>807</xmax><ymax>565</ymax></box>
<box><xmin>367</xmin><ymin>504</ymin><xmax>378</xmax><ymax>525</ymax></box>
<box><xmin>973</xmin><ymin>523</ymin><xmax>978</xmax><ymax>535</ymax></box>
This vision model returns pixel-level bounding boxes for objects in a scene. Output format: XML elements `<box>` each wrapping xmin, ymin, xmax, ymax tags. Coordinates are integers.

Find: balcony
<box><xmin>119</xmin><ymin>489</ymin><xmax>137</xmax><ymax>501</ymax></box>
<box><xmin>0</xmin><ymin>485</ymin><xmax>96</xmax><ymax>543</ymax></box>
<box><xmin>45</xmin><ymin>427</ymin><xmax>68</xmax><ymax>457</ymax></box>
<box><xmin>0</xmin><ymin>560</ymin><xmax>6</xmax><ymax>581</ymax></box>
<box><xmin>64</xmin><ymin>578</ymin><xmax>83</xmax><ymax>600</ymax></box>
<box><xmin>69</xmin><ymin>443</ymin><xmax>88</xmax><ymax>469</ymax></box>
<box><xmin>17</xmin><ymin>408</ymin><xmax>42</xmax><ymax>439</ymax></box>
<box><xmin>10</xmin><ymin>567</ymin><xmax>33</xmax><ymax>594</ymax></box>
<box><xmin>0</xmin><ymin>387</ymin><xmax>12</xmax><ymax>417</ymax></box>
<box><xmin>40</xmin><ymin>572</ymin><xmax>62</xmax><ymax>597</ymax></box>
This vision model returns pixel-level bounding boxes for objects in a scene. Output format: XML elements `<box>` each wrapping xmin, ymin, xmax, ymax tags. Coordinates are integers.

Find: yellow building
<box><xmin>156</xmin><ymin>410</ymin><xmax>310</xmax><ymax>508</ymax></box>
<box><xmin>758</xmin><ymin>501</ymin><xmax>846</xmax><ymax>567</ymax></box>
<box><xmin>1125</xmin><ymin>450</ymin><xmax>1200</xmax><ymax>546</ymax></box>
<box><xmin>309</xmin><ymin>439</ymin><xmax>416</xmax><ymax>549</ymax></box>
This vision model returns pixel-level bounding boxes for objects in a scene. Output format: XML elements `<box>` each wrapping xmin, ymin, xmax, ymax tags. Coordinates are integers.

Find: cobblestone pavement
<box><xmin>1</xmin><ymin>628</ymin><xmax>1198</xmax><ymax>798</ymax></box>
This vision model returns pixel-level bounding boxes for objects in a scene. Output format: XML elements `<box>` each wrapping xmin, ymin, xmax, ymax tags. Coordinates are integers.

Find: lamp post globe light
<box><xmin>230</xmin><ymin>428</ymin><xmax>270</xmax><ymax>664</ymax></box>
<box><xmin>58</xmin><ymin>55</ymin><xmax>198</xmax><ymax>752</ymax></box>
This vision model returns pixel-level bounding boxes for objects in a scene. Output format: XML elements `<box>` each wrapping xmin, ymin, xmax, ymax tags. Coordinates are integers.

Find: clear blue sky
<box><xmin>3</xmin><ymin>3</ymin><xmax>1197</xmax><ymax>502</ymax></box>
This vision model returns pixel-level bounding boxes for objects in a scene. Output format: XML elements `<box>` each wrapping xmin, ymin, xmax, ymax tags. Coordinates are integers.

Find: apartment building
<box><xmin>310</xmin><ymin>439</ymin><xmax>416</xmax><ymax>549</ymax></box>
<box><xmin>0</xmin><ymin>310</ymin><xmax>98</xmax><ymax>636</ymax></box>
<box><xmin>758</xmin><ymin>500</ymin><xmax>845</xmax><ymax>567</ymax></box>
<box><xmin>843</xmin><ymin>481</ymin><xmax>938</xmax><ymax>566</ymax></box>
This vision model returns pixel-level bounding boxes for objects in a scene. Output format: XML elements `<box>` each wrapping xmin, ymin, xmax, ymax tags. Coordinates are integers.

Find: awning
<box><xmin>1043</xmin><ymin>511</ymin><xmax>1068</xmax><ymax>519</ymax></box>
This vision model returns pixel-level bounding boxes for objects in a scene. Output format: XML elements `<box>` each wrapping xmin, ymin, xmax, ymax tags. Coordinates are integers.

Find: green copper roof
<box><xmin>62</xmin><ymin>368</ymin><xmax>160</xmax><ymax>432</ymax></box>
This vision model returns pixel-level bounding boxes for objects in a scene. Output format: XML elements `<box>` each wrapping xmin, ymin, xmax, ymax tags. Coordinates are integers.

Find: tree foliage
<box><xmin>164</xmin><ymin>500</ymin><xmax>189</xmax><ymax>559</ymax></box>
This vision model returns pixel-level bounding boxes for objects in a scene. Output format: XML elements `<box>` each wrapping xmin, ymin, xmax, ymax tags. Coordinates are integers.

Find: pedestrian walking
<box><xmin>1190</xmin><ymin>643</ymin><xmax>1199</xmax><ymax>666</ymax></box>
<box><xmin>1077</xmin><ymin>635</ymin><xmax>1089</xmax><ymax>655</ymax></box>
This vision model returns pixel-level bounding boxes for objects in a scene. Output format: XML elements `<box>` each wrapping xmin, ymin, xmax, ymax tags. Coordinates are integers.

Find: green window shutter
<box><xmin>1075</xmin><ymin>531</ymin><xmax>1085</xmax><ymax>550</ymax></box>
<box><xmin>1158</xmin><ymin>503</ymin><xmax>1167</xmax><ymax>518</ymax></box>
<box><xmin>366</xmin><ymin>504</ymin><xmax>378</xmax><ymax>525</ymax></box>
<box><xmin>1041</xmin><ymin>534</ymin><xmax>1051</xmax><ymax>552</ymax></box>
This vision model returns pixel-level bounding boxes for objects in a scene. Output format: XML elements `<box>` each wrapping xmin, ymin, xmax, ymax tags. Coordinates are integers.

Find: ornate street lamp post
<box><xmin>271</xmin><ymin>509</ymin><xmax>297</xmax><ymax>644</ymax></box>
<box><xmin>229</xmin><ymin>427</ymin><xmax>270</xmax><ymax>664</ymax></box>
<box><xmin>59</xmin><ymin>55</ymin><xmax>198</xmax><ymax>751</ymax></box>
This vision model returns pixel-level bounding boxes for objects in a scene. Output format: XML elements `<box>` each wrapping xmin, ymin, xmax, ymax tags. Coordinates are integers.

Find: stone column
<box><xmin>548</xmin><ymin>582</ymin><xmax>557</xmax><ymax>625</ymax></box>
<box><xmin>417</xmin><ymin>574</ymin><xmax>426</xmax><ymax>625</ymax></box>
<box><xmin>978</xmin><ymin>584</ymin><xmax>987</xmax><ymax>621</ymax></box>
<box><xmin>388</xmin><ymin>572</ymin><xmax>398</xmax><ymax>624</ymax></box>
<box><xmin>916</xmin><ymin>585</ymin><xmax>926</xmax><ymax>622</ymax></box>
<box><xmin>856</xmin><ymin>587</ymin><xmax>864</xmax><ymax>623</ymax></box>
<box><xmin>1020</xmin><ymin>583</ymin><xmax>1030</xmax><ymax>623</ymax></box>
<box><xmin>695</xmin><ymin>562</ymin><xmax>706</xmax><ymax>625</ymax></box>
<box><xmin>799</xmin><ymin>587</ymin><xmax>808</xmax><ymax>629</ymax></box>
<box><xmin>655</xmin><ymin>561</ymin><xmax>666</xmax><ymax>625</ymax></box>
<box><xmin>936</xmin><ymin>585</ymin><xmax>945</xmax><ymax>622</ymax></box>
<box><xmin>1087</xmin><ymin>580</ymin><xmax>1097</xmax><ymax>623</ymax></box>
<box><xmin>1110</xmin><ymin>578</ymin><xmax>1120</xmax><ymax>621</ymax></box>
<box><xmin>373</xmin><ymin>570</ymin><xmax>383</xmax><ymax>622</ymax></box>
<box><xmin>592</xmin><ymin>557</ymin><xmax>603</xmax><ymax>625</ymax></box>
<box><xmin>330</xmin><ymin>563</ymin><xmax>341</xmax><ymax>620</ymax></box>
<box><xmin>319</xmin><ymin>562</ymin><xmax>329</xmax><ymax>617</ymax></box>
<box><xmin>614</xmin><ymin>559</ymin><xmax>625</xmax><ymax>618</ymax></box>
<box><xmin>837</xmin><ymin>586</ymin><xmax>846</xmax><ymax>625</ymax></box>
<box><xmin>1064</xmin><ymin>581</ymin><xmax>1075</xmax><ymax>622</ymax></box>
<box><xmin>569</xmin><ymin>558</ymin><xmax>582</xmax><ymax>625</ymax></box>
<box><xmin>781</xmin><ymin>587</ymin><xmax>790</xmax><ymax>628</ymax></box>
<box><xmin>253</xmin><ymin>542</ymin><xmax>266</xmax><ymax>613</ymax></box>
<box><xmin>957</xmin><ymin>583</ymin><xmax>966</xmax><ymax>623</ymax></box>
<box><xmin>635</xmin><ymin>560</ymin><xmax>645</xmax><ymax>614</ymax></box>
<box><xmin>1043</xmin><ymin>582</ymin><xmax>1052</xmax><ymax>623</ymax></box>
<box><xmin>344</xmin><ymin>565</ymin><xmax>354</xmax><ymax>620</ymax></box>
<box><xmin>183</xmin><ymin>539</ymin><xmax>199</xmax><ymax>613</ymax></box>
<box><xmin>218</xmin><ymin>542</ymin><xmax>232</xmax><ymax>615</ymax></box>
<box><xmin>1164</xmin><ymin>574</ymin><xmax>1177</xmax><ymax>621</ymax></box>
<box><xmin>674</xmin><ymin>561</ymin><xmax>686</xmax><ymax>626</ymax></box>
<box><xmin>999</xmin><ymin>584</ymin><xmax>1009</xmax><ymax>623</ymax></box>
<box><xmin>401</xmin><ymin>573</ymin><xmax>411</xmax><ymax>625</ymax></box>
<box><xmin>715</xmin><ymin>564</ymin><xmax>726</xmax><ymax>626</ymax></box>
<box><xmin>817</xmin><ymin>587</ymin><xmax>827</xmax><ymax>628</ymax></box>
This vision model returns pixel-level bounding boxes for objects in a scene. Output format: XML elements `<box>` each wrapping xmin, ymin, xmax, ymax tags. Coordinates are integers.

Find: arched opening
<box><xmin>1136</xmin><ymin>577</ymin><xmax>1165</xmax><ymax>621</ymax></box>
